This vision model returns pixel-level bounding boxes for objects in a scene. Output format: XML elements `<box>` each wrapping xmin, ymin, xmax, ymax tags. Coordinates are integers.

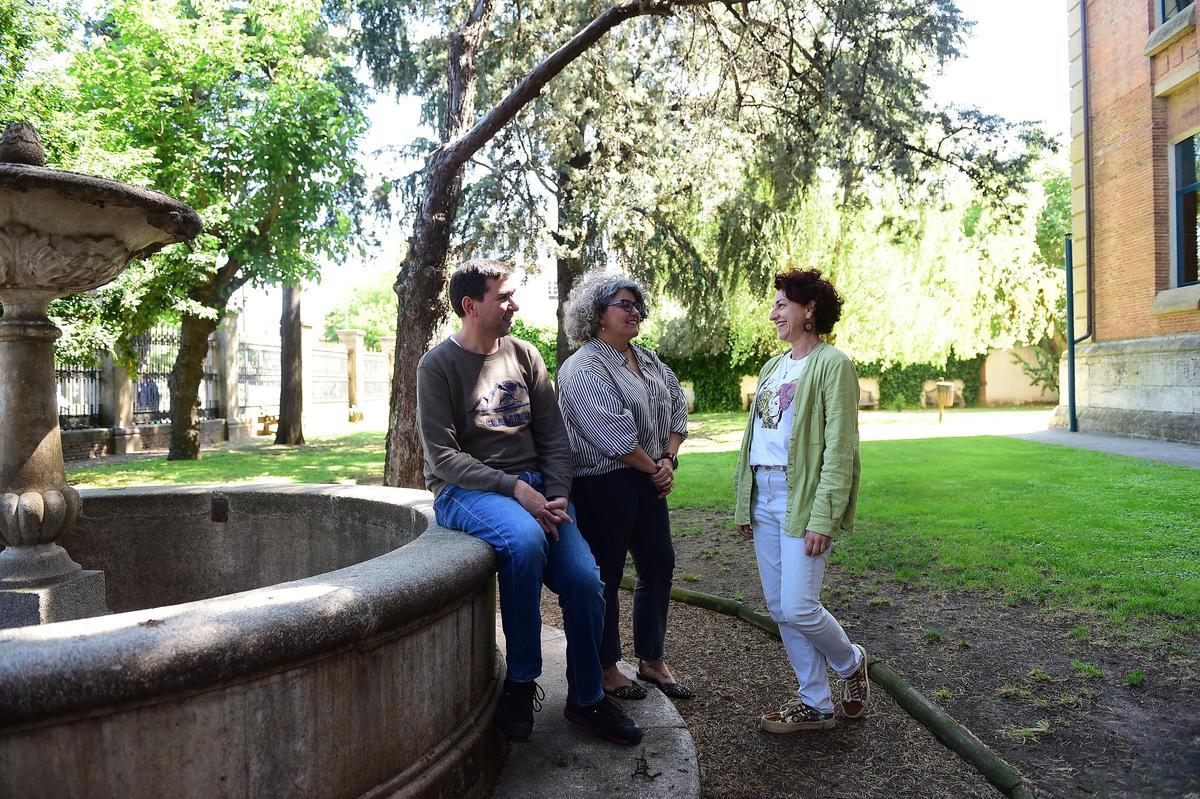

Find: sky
<box><xmin>246</xmin><ymin>0</ymin><xmax>1073</xmax><ymax>338</ymax></box>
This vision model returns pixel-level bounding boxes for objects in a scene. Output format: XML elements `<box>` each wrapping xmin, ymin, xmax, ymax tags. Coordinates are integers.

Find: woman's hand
<box><xmin>804</xmin><ymin>530</ymin><xmax>831</xmax><ymax>557</ymax></box>
<box><xmin>737</xmin><ymin>524</ymin><xmax>753</xmax><ymax>541</ymax></box>
<box><xmin>651</xmin><ymin>459</ymin><xmax>674</xmax><ymax>498</ymax></box>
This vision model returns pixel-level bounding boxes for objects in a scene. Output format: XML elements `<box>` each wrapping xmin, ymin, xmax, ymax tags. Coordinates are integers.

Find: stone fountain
<box><xmin>0</xmin><ymin>123</ymin><xmax>202</xmax><ymax>626</ymax></box>
<box><xmin>0</xmin><ymin>125</ymin><xmax>503</xmax><ymax>798</ymax></box>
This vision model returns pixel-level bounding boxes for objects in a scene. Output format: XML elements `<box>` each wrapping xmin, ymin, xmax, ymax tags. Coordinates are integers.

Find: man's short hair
<box><xmin>449</xmin><ymin>259</ymin><xmax>513</xmax><ymax>317</ymax></box>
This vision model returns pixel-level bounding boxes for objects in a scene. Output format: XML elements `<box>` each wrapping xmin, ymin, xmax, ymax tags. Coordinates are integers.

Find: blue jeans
<box><xmin>434</xmin><ymin>471</ymin><xmax>605</xmax><ymax>707</ymax></box>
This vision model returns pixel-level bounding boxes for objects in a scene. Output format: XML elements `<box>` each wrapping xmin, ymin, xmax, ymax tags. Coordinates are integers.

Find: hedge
<box><xmin>664</xmin><ymin>352</ymin><xmax>986</xmax><ymax>413</ymax></box>
<box><xmin>510</xmin><ymin>322</ymin><xmax>984</xmax><ymax>413</ymax></box>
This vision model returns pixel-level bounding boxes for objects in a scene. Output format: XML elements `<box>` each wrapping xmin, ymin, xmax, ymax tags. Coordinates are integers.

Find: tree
<box><xmin>68</xmin><ymin>0</ymin><xmax>369</xmax><ymax>458</ymax></box>
<box><xmin>276</xmin><ymin>284</ymin><xmax>305</xmax><ymax>444</ymax></box>
<box><xmin>336</xmin><ymin>0</ymin><xmax>736</xmax><ymax>487</ymax></box>
<box><xmin>1015</xmin><ymin>166</ymin><xmax>1071</xmax><ymax>393</ymax></box>
<box><xmin>342</xmin><ymin>0</ymin><xmax>1050</xmax><ymax>487</ymax></box>
<box><xmin>323</xmin><ymin>268</ymin><xmax>400</xmax><ymax>348</ymax></box>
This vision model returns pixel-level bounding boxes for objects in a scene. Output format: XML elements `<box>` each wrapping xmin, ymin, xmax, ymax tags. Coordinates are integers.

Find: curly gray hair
<box><xmin>562</xmin><ymin>270</ymin><xmax>649</xmax><ymax>347</ymax></box>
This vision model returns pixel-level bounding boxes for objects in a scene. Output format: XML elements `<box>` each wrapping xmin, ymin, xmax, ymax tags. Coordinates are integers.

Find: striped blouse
<box><xmin>557</xmin><ymin>338</ymin><xmax>690</xmax><ymax>478</ymax></box>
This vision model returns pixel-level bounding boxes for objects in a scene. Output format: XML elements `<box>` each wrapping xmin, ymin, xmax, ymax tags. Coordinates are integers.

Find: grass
<box><xmin>68</xmin><ymin>432</ymin><xmax>386</xmax><ymax>487</ymax></box>
<box><xmin>668</xmin><ymin>425</ymin><xmax>1200</xmax><ymax>627</ymax></box>
<box><xmin>69</xmin><ymin>413</ymin><xmax>1200</xmax><ymax>632</ymax></box>
<box><xmin>1000</xmin><ymin>719</ymin><xmax>1053</xmax><ymax>744</ymax></box>
<box><xmin>1072</xmin><ymin>660</ymin><xmax>1108</xmax><ymax>679</ymax></box>
<box><xmin>1123</xmin><ymin>669</ymin><xmax>1146</xmax><ymax>687</ymax></box>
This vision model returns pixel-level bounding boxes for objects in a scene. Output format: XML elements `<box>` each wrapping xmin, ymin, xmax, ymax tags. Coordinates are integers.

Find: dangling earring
<box><xmin>803</xmin><ymin>315</ymin><xmax>815</xmax><ymax>333</ymax></box>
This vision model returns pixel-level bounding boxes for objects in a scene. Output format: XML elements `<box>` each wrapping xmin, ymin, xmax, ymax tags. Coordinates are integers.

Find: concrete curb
<box><xmin>622</xmin><ymin>577</ymin><xmax>1037</xmax><ymax>799</ymax></box>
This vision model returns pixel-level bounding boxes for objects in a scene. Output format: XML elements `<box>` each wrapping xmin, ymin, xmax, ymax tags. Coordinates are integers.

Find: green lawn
<box><xmin>672</xmin><ymin>436</ymin><xmax>1200</xmax><ymax>626</ymax></box>
<box><xmin>68</xmin><ymin>432</ymin><xmax>387</xmax><ymax>487</ymax></box>
<box><xmin>69</xmin><ymin>421</ymin><xmax>1200</xmax><ymax>627</ymax></box>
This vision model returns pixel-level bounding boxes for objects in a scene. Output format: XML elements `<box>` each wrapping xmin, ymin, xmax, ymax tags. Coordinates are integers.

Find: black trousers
<box><xmin>572</xmin><ymin>467</ymin><xmax>675</xmax><ymax>666</ymax></box>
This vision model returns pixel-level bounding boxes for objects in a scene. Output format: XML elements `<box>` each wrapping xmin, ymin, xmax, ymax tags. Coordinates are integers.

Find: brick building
<box><xmin>1060</xmin><ymin>0</ymin><xmax>1200</xmax><ymax>441</ymax></box>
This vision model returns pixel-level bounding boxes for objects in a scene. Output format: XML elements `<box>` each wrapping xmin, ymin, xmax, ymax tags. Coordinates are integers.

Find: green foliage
<box><xmin>509</xmin><ymin>319</ymin><xmax>558</xmax><ymax>378</ymax></box>
<box><xmin>46</xmin><ymin>0</ymin><xmax>371</xmax><ymax>358</ymax></box>
<box><xmin>1035</xmin><ymin>169</ymin><xmax>1072</xmax><ymax>269</ymax></box>
<box><xmin>857</xmin><ymin>354</ymin><xmax>986</xmax><ymax>410</ymax></box>
<box><xmin>1017</xmin><ymin>167</ymin><xmax>1072</xmax><ymax>394</ymax></box>
<box><xmin>323</xmin><ymin>270</ymin><xmax>398</xmax><ymax>349</ymax></box>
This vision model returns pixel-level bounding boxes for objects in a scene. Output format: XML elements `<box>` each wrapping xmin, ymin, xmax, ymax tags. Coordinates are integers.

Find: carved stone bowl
<box><xmin>0</xmin><ymin>164</ymin><xmax>201</xmax><ymax>296</ymax></box>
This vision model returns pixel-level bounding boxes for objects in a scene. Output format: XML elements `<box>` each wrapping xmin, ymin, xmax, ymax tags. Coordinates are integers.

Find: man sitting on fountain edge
<box><xmin>416</xmin><ymin>259</ymin><xmax>643</xmax><ymax>746</ymax></box>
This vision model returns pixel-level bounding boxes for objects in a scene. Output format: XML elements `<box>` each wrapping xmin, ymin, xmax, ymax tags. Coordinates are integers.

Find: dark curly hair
<box><xmin>774</xmin><ymin>268</ymin><xmax>844</xmax><ymax>335</ymax></box>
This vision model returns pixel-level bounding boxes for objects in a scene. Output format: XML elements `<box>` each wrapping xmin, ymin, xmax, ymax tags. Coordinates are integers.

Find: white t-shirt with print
<box><xmin>748</xmin><ymin>352</ymin><xmax>811</xmax><ymax>466</ymax></box>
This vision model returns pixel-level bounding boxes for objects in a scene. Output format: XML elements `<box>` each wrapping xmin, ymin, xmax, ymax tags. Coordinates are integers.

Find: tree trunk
<box><xmin>554</xmin><ymin>164</ymin><xmax>585</xmax><ymax>368</ymax></box>
<box><xmin>276</xmin><ymin>283</ymin><xmax>304</xmax><ymax>445</ymax></box>
<box><xmin>167</xmin><ymin>314</ymin><xmax>219</xmax><ymax>460</ymax></box>
<box><xmin>382</xmin><ymin>0</ymin><xmax>722</xmax><ymax>487</ymax></box>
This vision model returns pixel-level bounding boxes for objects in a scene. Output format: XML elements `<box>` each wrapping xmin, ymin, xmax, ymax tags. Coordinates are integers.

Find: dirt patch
<box><xmin>654</xmin><ymin>508</ymin><xmax>1200</xmax><ymax>798</ymax></box>
<box><xmin>540</xmin><ymin>595</ymin><xmax>995</xmax><ymax>799</ymax></box>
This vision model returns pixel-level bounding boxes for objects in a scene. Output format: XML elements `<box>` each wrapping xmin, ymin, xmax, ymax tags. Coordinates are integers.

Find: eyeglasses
<box><xmin>605</xmin><ymin>299</ymin><xmax>643</xmax><ymax>314</ymax></box>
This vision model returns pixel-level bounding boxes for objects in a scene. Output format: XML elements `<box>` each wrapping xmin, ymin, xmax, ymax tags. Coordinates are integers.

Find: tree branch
<box><xmin>441</xmin><ymin>0</ymin><xmax>748</xmax><ymax>170</ymax></box>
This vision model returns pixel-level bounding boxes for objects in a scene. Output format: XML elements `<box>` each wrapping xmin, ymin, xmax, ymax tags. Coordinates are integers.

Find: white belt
<box><xmin>752</xmin><ymin>464</ymin><xmax>787</xmax><ymax>473</ymax></box>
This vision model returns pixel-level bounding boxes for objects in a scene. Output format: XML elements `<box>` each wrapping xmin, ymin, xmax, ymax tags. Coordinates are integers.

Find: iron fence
<box><xmin>238</xmin><ymin>341</ymin><xmax>282</xmax><ymax>415</ymax></box>
<box><xmin>56</xmin><ymin>365</ymin><xmax>102</xmax><ymax>429</ymax></box>
<box><xmin>131</xmin><ymin>326</ymin><xmax>220</xmax><ymax>424</ymax></box>
<box><xmin>310</xmin><ymin>346</ymin><xmax>349</xmax><ymax>404</ymax></box>
<box><xmin>361</xmin><ymin>351</ymin><xmax>390</xmax><ymax>401</ymax></box>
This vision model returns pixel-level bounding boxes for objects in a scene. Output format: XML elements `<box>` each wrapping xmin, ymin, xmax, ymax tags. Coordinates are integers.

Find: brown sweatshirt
<box><xmin>416</xmin><ymin>335</ymin><xmax>572</xmax><ymax>500</ymax></box>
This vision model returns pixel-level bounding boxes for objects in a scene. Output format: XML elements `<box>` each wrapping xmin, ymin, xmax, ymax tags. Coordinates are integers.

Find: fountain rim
<box><xmin>0</xmin><ymin>162</ymin><xmax>203</xmax><ymax>249</ymax></box>
<box><xmin>0</xmin><ymin>483</ymin><xmax>496</xmax><ymax>726</ymax></box>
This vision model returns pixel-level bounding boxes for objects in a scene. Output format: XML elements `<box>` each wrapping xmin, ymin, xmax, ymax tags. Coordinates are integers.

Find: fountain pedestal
<box><xmin>0</xmin><ymin>290</ymin><xmax>106</xmax><ymax>626</ymax></box>
<box><xmin>0</xmin><ymin>123</ymin><xmax>201</xmax><ymax>627</ymax></box>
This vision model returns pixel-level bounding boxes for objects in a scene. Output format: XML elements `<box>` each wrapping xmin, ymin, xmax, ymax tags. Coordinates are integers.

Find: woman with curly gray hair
<box><xmin>557</xmin><ymin>269</ymin><xmax>692</xmax><ymax>701</ymax></box>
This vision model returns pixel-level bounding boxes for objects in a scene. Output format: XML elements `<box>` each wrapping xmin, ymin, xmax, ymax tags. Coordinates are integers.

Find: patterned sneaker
<box><xmin>839</xmin><ymin>643</ymin><xmax>872</xmax><ymax>719</ymax></box>
<box><xmin>759</xmin><ymin>697</ymin><xmax>836</xmax><ymax>733</ymax></box>
<box><xmin>495</xmin><ymin>679</ymin><xmax>543</xmax><ymax>742</ymax></box>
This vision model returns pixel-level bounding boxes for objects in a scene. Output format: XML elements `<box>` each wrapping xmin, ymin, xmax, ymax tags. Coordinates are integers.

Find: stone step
<box><xmin>492</xmin><ymin>621</ymin><xmax>700</xmax><ymax>799</ymax></box>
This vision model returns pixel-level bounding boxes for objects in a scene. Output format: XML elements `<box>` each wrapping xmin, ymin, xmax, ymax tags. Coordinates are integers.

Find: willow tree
<box><xmin>343</xmin><ymin>0</ymin><xmax>1048</xmax><ymax>487</ymax></box>
<box><xmin>336</xmin><ymin>0</ymin><xmax>741</xmax><ymax>487</ymax></box>
<box><xmin>69</xmin><ymin>0</ymin><xmax>369</xmax><ymax>459</ymax></box>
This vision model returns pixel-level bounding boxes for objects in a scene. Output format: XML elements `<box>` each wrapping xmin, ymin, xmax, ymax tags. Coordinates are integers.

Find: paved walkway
<box><xmin>491</xmin><ymin>622</ymin><xmax>700</xmax><ymax>799</ymax></box>
<box><xmin>1009</xmin><ymin>429</ymin><xmax>1200</xmax><ymax>468</ymax></box>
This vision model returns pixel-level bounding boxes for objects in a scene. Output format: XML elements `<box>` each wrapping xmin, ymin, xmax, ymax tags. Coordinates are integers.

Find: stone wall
<box><xmin>61</xmin><ymin>419</ymin><xmax>229</xmax><ymax>462</ymax></box>
<box><xmin>1060</xmin><ymin>1</ymin><xmax>1200</xmax><ymax>442</ymax></box>
<box><xmin>60</xmin><ymin>428</ymin><xmax>111</xmax><ymax>461</ymax></box>
<box><xmin>1053</xmin><ymin>333</ymin><xmax>1200</xmax><ymax>442</ymax></box>
<box><xmin>0</xmin><ymin>485</ymin><xmax>504</xmax><ymax>799</ymax></box>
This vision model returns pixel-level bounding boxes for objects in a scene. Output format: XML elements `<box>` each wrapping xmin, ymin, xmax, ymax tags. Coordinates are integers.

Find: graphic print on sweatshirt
<box><xmin>471</xmin><ymin>379</ymin><xmax>532</xmax><ymax>428</ymax></box>
<box><xmin>754</xmin><ymin>374</ymin><xmax>798</xmax><ymax>430</ymax></box>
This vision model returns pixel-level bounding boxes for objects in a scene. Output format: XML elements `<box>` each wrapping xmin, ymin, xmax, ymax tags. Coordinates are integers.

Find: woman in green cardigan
<box><xmin>733</xmin><ymin>268</ymin><xmax>872</xmax><ymax>733</ymax></box>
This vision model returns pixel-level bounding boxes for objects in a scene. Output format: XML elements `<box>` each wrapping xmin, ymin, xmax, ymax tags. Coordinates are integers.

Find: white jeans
<box><xmin>752</xmin><ymin>469</ymin><xmax>861</xmax><ymax>713</ymax></box>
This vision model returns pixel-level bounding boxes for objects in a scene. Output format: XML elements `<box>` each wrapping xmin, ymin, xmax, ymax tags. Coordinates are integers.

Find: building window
<box><xmin>1175</xmin><ymin>135</ymin><xmax>1200</xmax><ymax>287</ymax></box>
<box><xmin>1163</xmin><ymin>0</ymin><xmax>1196</xmax><ymax>23</ymax></box>
<box><xmin>546</xmin><ymin>282</ymin><xmax>559</xmax><ymax>301</ymax></box>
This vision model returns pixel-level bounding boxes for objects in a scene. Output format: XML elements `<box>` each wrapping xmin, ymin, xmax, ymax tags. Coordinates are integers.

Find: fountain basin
<box><xmin>0</xmin><ymin>484</ymin><xmax>503</xmax><ymax>799</ymax></box>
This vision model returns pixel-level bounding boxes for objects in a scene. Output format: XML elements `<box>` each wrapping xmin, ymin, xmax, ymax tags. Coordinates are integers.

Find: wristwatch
<box><xmin>664</xmin><ymin>452</ymin><xmax>679</xmax><ymax>470</ymax></box>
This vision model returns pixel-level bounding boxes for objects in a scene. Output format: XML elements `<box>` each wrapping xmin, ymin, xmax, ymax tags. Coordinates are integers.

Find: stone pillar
<box><xmin>337</xmin><ymin>329</ymin><xmax>365</xmax><ymax>421</ymax></box>
<box><xmin>0</xmin><ymin>292</ymin><xmax>107</xmax><ymax>627</ymax></box>
<box><xmin>100</xmin><ymin>354</ymin><xmax>140</xmax><ymax>454</ymax></box>
<box><xmin>380</xmin><ymin>335</ymin><xmax>396</xmax><ymax>375</ymax></box>
<box><xmin>215</xmin><ymin>312</ymin><xmax>254</xmax><ymax>441</ymax></box>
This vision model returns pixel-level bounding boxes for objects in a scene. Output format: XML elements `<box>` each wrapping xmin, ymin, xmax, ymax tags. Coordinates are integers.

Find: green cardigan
<box><xmin>733</xmin><ymin>343</ymin><xmax>861</xmax><ymax>537</ymax></box>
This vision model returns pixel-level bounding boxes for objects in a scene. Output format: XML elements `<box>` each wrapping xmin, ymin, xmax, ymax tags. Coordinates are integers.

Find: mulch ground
<box><xmin>541</xmin><ymin>596</ymin><xmax>995</xmax><ymax>799</ymax></box>
<box><xmin>544</xmin><ymin>506</ymin><xmax>1200</xmax><ymax>799</ymax></box>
